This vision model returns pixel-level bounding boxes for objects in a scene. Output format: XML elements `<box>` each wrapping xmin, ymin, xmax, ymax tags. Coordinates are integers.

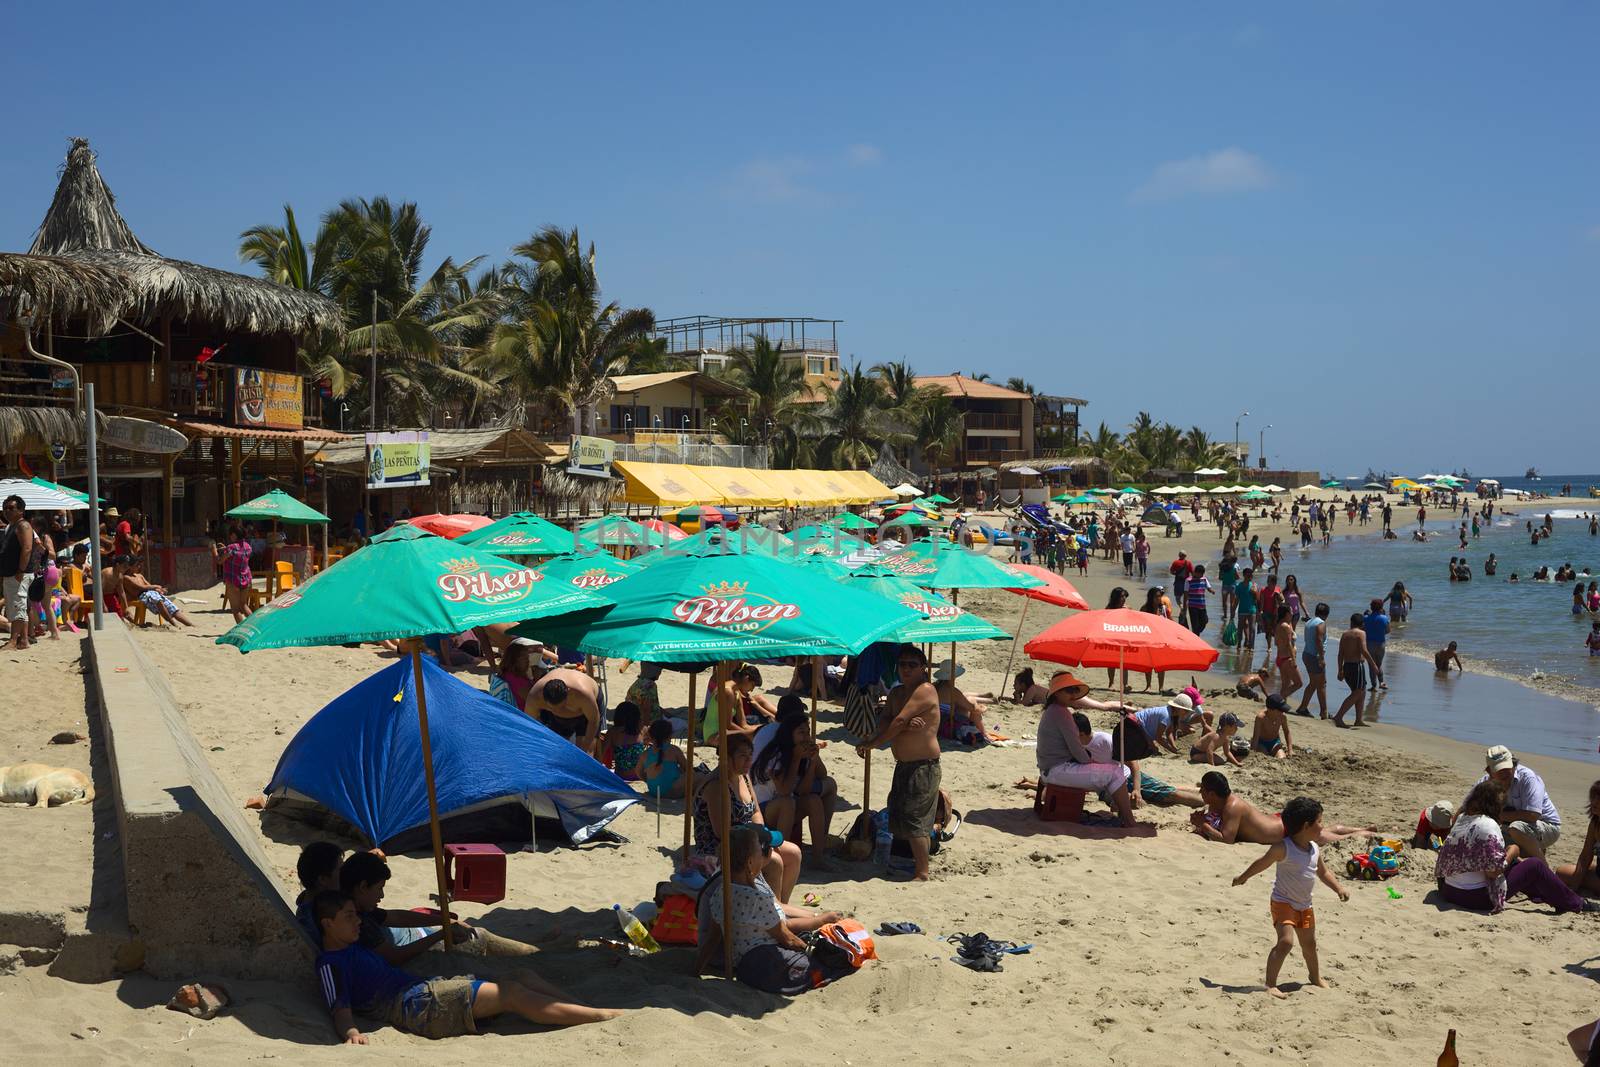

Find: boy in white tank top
<box><xmin>1231</xmin><ymin>796</ymin><xmax>1349</xmax><ymax>998</ymax></box>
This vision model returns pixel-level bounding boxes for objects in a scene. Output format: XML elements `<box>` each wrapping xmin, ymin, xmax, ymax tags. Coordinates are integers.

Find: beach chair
<box><xmin>63</xmin><ymin>566</ymin><xmax>89</xmax><ymax>625</ymax></box>
<box><xmin>275</xmin><ymin>560</ymin><xmax>297</xmax><ymax>593</ymax></box>
<box><xmin>133</xmin><ymin>598</ymin><xmax>171</xmax><ymax>628</ymax></box>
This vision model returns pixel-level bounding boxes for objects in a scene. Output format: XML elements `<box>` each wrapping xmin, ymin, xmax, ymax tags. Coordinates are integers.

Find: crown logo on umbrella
<box><xmin>701</xmin><ymin>580</ymin><xmax>749</xmax><ymax>597</ymax></box>
<box><xmin>441</xmin><ymin>557</ymin><xmax>481</xmax><ymax>574</ymax></box>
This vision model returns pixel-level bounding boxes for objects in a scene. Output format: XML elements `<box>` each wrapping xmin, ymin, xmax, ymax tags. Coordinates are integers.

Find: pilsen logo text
<box><xmin>487</xmin><ymin>533</ymin><xmax>542</xmax><ymax>546</ymax></box>
<box><xmin>672</xmin><ymin>582</ymin><xmax>801</xmax><ymax>633</ymax></box>
<box><xmin>436</xmin><ymin>560</ymin><xmax>541</xmax><ymax>604</ymax></box>
<box><xmin>901</xmin><ymin>595</ymin><xmax>959</xmax><ymax>619</ymax></box>
<box><xmin>571</xmin><ymin>570</ymin><xmax>622</xmax><ymax>589</ymax></box>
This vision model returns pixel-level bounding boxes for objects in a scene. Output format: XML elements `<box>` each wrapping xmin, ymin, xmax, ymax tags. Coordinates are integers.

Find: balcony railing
<box><xmin>963</xmin><ymin>412</ymin><xmax>1022</xmax><ymax>430</ymax></box>
<box><xmin>72</xmin><ymin>361</ymin><xmax>323</xmax><ymax>426</ymax></box>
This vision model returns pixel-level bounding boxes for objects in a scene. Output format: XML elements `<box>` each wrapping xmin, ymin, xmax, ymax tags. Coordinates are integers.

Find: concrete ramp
<box><xmin>87</xmin><ymin>625</ymin><xmax>311</xmax><ymax>979</ymax></box>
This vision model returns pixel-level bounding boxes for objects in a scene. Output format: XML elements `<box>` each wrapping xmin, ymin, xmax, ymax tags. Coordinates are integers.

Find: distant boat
<box><xmin>1526</xmin><ymin>467</ymin><xmax>1541</xmax><ymax>481</ymax></box>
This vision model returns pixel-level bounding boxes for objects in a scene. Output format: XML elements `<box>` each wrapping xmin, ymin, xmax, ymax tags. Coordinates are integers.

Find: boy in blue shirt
<box><xmin>313</xmin><ymin>892</ymin><xmax>619</xmax><ymax>1043</ymax></box>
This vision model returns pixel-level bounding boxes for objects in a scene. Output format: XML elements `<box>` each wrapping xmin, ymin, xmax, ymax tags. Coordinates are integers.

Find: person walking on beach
<box><xmin>1332</xmin><ymin>614</ymin><xmax>1382</xmax><ymax>728</ymax></box>
<box><xmin>1270</xmin><ymin>605</ymin><xmax>1301</xmax><ymax>700</ymax></box>
<box><xmin>1362</xmin><ymin>598</ymin><xmax>1390</xmax><ymax>688</ymax></box>
<box><xmin>1231</xmin><ymin>796</ymin><xmax>1348</xmax><ymax>1000</ymax></box>
<box><xmin>1185</xmin><ymin>565</ymin><xmax>1214</xmax><ymax>635</ymax></box>
<box><xmin>1294</xmin><ymin>603</ymin><xmax>1331</xmax><ymax>718</ymax></box>
<box><xmin>1134</xmin><ymin>529</ymin><xmax>1150</xmax><ymax>579</ymax></box>
<box><xmin>1417</xmin><ymin>504</ymin><xmax>1427</xmax><ymax>530</ymax></box>
<box><xmin>1381</xmin><ymin>502</ymin><xmax>1393</xmax><ymax>533</ymax></box>
<box><xmin>1120</xmin><ymin>528</ymin><xmax>1135</xmax><ymax>577</ymax></box>
<box><xmin>1234</xmin><ymin>566</ymin><xmax>1259</xmax><ymax>652</ymax></box>
<box><xmin>1169</xmin><ymin>552</ymin><xmax>1193</xmax><ymax>627</ymax></box>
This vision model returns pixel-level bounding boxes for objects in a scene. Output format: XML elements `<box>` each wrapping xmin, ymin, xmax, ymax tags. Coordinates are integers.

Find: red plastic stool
<box><xmin>443</xmin><ymin>844</ymin><xmax>506</xmax><ymax>904</ymax></box>
<box><xmin>1034</xmin><ymin>783</ymin><xmax>1086</xmax><ymax>822</ymax></box>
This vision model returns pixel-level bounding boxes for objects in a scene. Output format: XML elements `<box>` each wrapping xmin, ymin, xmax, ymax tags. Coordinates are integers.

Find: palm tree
<box><xmin>910</xmin><ymin>393</ymin><xmax>963</xmax><ymax>469</ymax></box>
<box><xmin>966</xmin><ymin>370</ymin><xmax>992</xmax><ymax>382</ymax></box>
<box><xmin>1004</xmin><ymin>376</ymin><xmax>1038</xmax><ymax>396</ymax></box>
<box><xmin>723</xmin><ymin>336</ymin><xmax>817</xmax><ymax>467</ymax></box>
<box><xmin>873</xmin><ymin>360</ymin><xmax>921</xmax><ymax>412</ymax></box>
<box><xmin>1182</xmin><ymin>426</ymin><xmax>1230</xmax><ymax>469</ymax></box>
<box><xmin>819</xmin><ymin>361</ymin><xmax>892</xmax><ymax>469</ymax></box>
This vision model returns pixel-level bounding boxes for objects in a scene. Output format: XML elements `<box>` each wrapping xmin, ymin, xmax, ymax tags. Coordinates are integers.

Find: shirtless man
<box><xmin>1332</xmin><ymin>613</ymin><xmax>1382</xmax><ymax>728</ymax></box>
<box><xmin>120</xmin><ymin>563</ymin><xmax>195</xmax><ymax>627</ymax></box>
<box><xmin>1435</xmin><ymin>641</ymin><xmax>1463</xmax><ymax>673</ymax></box>
<box><xmin>1190</xmin><ymin>771</ymin><xmax>1378</xmax><ymax>846</ymax></box>
<box><xmin>1251</xmin><ymin>694</ymin><xmax>1293</xmax><ymax>759</ymax></box>
<box><xmin>524</xmin><ymin>667</ymin><xmax>602</xmax><ymax>756</ymax></box>
<box><xmin>856</xmin><ymin>645</ymin><xmax>942</xmax><ymax>881</ymax></box>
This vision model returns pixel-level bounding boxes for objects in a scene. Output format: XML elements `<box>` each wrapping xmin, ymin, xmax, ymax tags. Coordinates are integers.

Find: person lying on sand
<box><xmin>1236</xmin><ymin>665</ymin><xmax>1271</xmax><ymax>701</ymax></box>
<box><xmin>314</xmin><ymin>893</ymin><xmax>618</xmax><ymax>1044</ymax></box>
<box><xmin>1190</xmin><ymin>771</ymin><xmax>1379</xmax><ymax>846</ymax></box>
<box><xmin>1190</xmin><ymin>713</ymin><xmax>1245</xmax><ymax>767</ymax></box>
<box><xmin>1251</xmin><ymin>695</ymin><xmax>1293</xmax><ymax>759</ymax></box>
<box><xmin>340</xmin><ymin>852</ymin><xmax>541</xmax><ymax>963</ymax></box>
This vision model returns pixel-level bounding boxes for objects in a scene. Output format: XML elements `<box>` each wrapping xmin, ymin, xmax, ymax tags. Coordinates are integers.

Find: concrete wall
<box><xmin>86</xmin><ymin>625</ymin><xmax>311</xmax><ymax>979</ymax></box>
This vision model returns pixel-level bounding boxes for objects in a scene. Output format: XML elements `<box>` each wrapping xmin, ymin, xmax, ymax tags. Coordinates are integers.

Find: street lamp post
<box><xmin>1259</xmin><ymin>424</ymin><xmax>1273</xmax><ymax>470</ymax></box>
<box><xmin>1235</xmin><ymin>410</ymin><xmax>1249</xmax><ymax>474</ymax></box>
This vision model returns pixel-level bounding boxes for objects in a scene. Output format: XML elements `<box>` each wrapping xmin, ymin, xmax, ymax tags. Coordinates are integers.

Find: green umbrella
<box><xmin>225</xmin><ymin>488</ymin><xmax>329</xmax><ymax>524</ymax></box>
<box><xmin>829</xmin><ymin>512</ymin><xmax>878</xmax><ymax>530</ymax></box>
<box><xmin>1322</xmin><ymin>480</ymin><xmax>1342</xmax><ymax>488</ymax></box>
<box><xmin>1242</xmin><ymin>491</ymin><xmax>1270</xmax><ymax>501</ymax></box>
<box><xmin>844</xmin><ymin>565</ymin><xmax>1009</xmax><ymax>643</ymax></box>
<box><xmin>578</xmin><ymin>514</ymin><xmax>661</xmax><ymax>550</ymax></box>
<box><xmin>1068</xmin><ymin>494</ymin><xmax>1098</xmax><ymax>505</ymax></box>
<box><xmin>634</xmin><ymin>524</ymin><xmax>784</xmax><ymax>566</ymax></box>
<box><xmin>924</xmin><ymin>493</ymin><xmax>955</xmax><ymax>505</ymax></box>
<box><xmin>880</xmin><ymin>511</ymin><xmax>941</xmax><ymax>528</ymax></box>
<box><xmin>536</xmin><ymin>550</ymin><xmax>639</xmax><ymax>592</ymax></box>
<box><xmin>875</xmin><ymin>539</ymin><xmax>1045</xmax><ymax>591</ymax></box>
<box><xmin>1119</xmin><ymin>486</ymin><xmax>1139</xmax><ymax>494</ymax></box>
<box><xmin>782</xmin><ymin>526</ymin><xmax>868</xmax><ymax>559</ymax></box>
<box><xmin>782</xmin><ymin>547</ymin><xmax>859</xmax><ymax>581</ymax></box>
<box><xmin>29</xmin><ymin>476</ymin><xmax>96</xmax><ymax>504</ymax></box>
<box><xmin>219</xmin><ymin>524</ymin><xmax>609</xmax><ymax>651</ymax></box>
<box><xmin>455</xmin><ymin>512</ymin><xmax>575</xmax><ymax>556</ymax></box>
<box><xmin>1051</xmin><ymin>492</ymin><xmax>1073</xmax><ymax>502</ymax></box>
<box><xmin>514</xmin><ymin>544</ymin><xmax>921</xmax><ymax>663</ymax></box>
<box><xmin>217</xmin><ymin>523</ymin><xmax>611</xmax><ymax>946</ymax></box>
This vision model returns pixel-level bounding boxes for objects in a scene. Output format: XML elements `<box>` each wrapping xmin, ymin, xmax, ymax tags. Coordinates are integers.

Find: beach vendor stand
<box><xmin>216</xmin><ymin>524</ymin><xmax>611</xmax><ymax>947</ymax></box>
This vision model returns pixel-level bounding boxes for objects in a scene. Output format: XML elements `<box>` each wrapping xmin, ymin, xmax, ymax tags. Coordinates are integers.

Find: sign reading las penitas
<box><xmin>366</xmin><ymin>431</ymin><xmax>430</xmax><ymax>489</ymax></box>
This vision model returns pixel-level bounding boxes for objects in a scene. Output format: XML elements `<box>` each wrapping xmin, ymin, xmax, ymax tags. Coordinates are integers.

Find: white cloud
<box><xmin>845</xmin><ymin>143</ymin><xmax>884</xmax><ymax>167</ymax></box>
<box><xmin>727</xmin><ymin>156</ymin><xmax>825</xmax><ymax>205</ymax></box>
<box><xmin>1130</xmin><ymin>147</ymin><xmax>1276</xmax><ymax>204</ymax></box>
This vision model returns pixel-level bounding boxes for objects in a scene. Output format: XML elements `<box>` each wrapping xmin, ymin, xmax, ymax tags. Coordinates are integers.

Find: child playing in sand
<box><xmin>1236</xmin><ymin>664</ymin><xmax>1271</xmax><ymax>701</ymax></box>
<box><xmin>313</xmin><ymin>892</ymin><xmax>618</xmax><ymax>1043</ymax></box>
<box><xmin>1251</xmin><ymin>694</ymin><xmax>1293</xmax><ymax>759</ymax></box>
<box><xmin>1190</xmin><ymin>712</ymin><xmax>1244</xmax><ymax>766</ymax></box>
<box><xmin>1231</xmin><ymin>796</ymin><xmax>1348</xmax><ymax>999</ymax></box>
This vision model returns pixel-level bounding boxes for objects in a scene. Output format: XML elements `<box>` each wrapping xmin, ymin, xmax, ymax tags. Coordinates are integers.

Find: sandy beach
<box><xmin>4</xmin><ymin>499</ymin><xmax>1600</xmax><ymax>1066</ymax></box>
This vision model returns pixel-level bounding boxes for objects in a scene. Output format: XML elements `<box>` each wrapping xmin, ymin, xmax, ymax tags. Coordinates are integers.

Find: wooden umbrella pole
<box><xmin>861</xmin><ymin>749</ymin><xmax>872</xmax><ymax>841</ymax></box>
<box><xmin>409</xmin><ymin>648</ymin><xmax>455</xmax><ymax>950</ymax></box>
<box><xmin>714</xmin><ymin>662</ymin><xmax>734</xmax><ymax>979</ymax></box>
<box><xmin>999</xmin><ymin>597</ymin><xmax>1031</xmax><ymax>699</ymax></box>
<box><xmin>1116</xmin><ymin>647</ymin><xmax>1126</xmax><ymax>766</ymax></box>
<box><xmin>682</xmin><ymin>672</ymin><xmax>698</xmax><ymax>858</ymax></box>
<box><xmin>949</xmin><ymin>588</ymin><xmax>959</xmax><ymax>690</ymax></box>
<box><xmin>809</xmin><ymin>689</ymin><xmax>818</xmax><ymax>740</ymax></box>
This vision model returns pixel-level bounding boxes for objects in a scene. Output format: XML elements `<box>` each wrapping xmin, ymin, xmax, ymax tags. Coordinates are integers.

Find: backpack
<box><xmin>811</xmin><ymin>918</ymin><xmax>876</xmax><ymax>971</ymax></box>
<box><xmin>649</xmin><ymin>894</ymin><xmax>697</xmax><ymax>946</ymax></box>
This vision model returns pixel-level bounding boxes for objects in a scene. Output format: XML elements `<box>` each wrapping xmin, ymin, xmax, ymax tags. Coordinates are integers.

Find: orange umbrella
<box><xmin>406</xmin><ymin>513</ymin><xmax>493</xmax><ymax>540</ymax></box>
<box><xmin>640</xmin><ymin>517</ymin><xmax>687</xmax><ymax>542</ymax></box>
<box><xmin>1003</xmin><ymin>564</ymin><xmax>1089</xmax><ymax>610</ymax></box>
<box><xmin>1025</xmin><ymin>608</ymin><xmax>1218</xmax><ymax>674</ymax></box>
<box><xmin>997</xmin><ymin>564</ymin><xmax>1089</xmax><ymax>696</ymax></box>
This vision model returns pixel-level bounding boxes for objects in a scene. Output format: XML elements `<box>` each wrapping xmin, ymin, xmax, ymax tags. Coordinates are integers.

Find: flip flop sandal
<box><xmin>803</xmin><ymin>892</ymin><xmax>823</xmax><ymax>907</ymax></box>
<box><xmin>876</xmin><ymin>922</ymin><xmax>923</xmax><ymax>936</ymax></box>
<box><xmin>951</xmin><ymin>952</ymin><xmax>1002</xmax><ymax>972</ymax></box>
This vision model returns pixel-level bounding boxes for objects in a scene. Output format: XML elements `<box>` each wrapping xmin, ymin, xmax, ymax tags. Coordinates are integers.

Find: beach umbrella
<box><xmin>881</xmin><ymin>511</ymin><xmax>942</xmax><ymax>528</ymax></box>
<box><xmin>407</xmin><ymin>513</ymin><xmax>492</xmax><ymax>539</ymax></box>
<box><xmin>217</xmin><ymin>523</ymin><xmax>611</xmax><ymax>945</ymax></box>
<box><xmin>829</xmin><ymin>511</ymin><xmax>878</xmax><ymax>530</ymax></box>
<box><xmin>1242</xmin><ymin>490</ymin><xmax>1270</xmax><ymax>501</ymax></box>
<box><xmin>1359</xmin><ymin>482</ymin><xmax>1388</xmax><ymax>491</ymax></box>
<box><xmin>1322</xmin><ymin>479</ymin><xmax>1343</xmax><ymax>489</ymax></box>
<box><xmin>668</xmin><ymin>504</ymin><xmax>730</xmax><ymax>528</ymax></box>
<box><xmin>578</xmin><ymin>514</ymin><xmax>661</xmax><ymax>551</ymax></box>
<box><xmin>0</xmin><ymin>477</ymin><xmax>89</xmax><ymax>511</ymax></box>
<box><xmin>226</xmin><ymin>488</ymin><xmax>330</xmax><ymax>525</ymax></box>
<box><xmin>1051</xmin><ymin>492</ymin><xmax>1073</xmax><ymax>502</ymax></box>
<box><xmin>1195</xmin><ymin>467</ymin><xmax>1228</xmax><ymax>476</ymax></box>
<box><xmin>844</xmin><ymin>565</ymin><xmax>1009</xmax><ymax>643</ymax></box>
<box><xmin>1118</xmin><ymin>486</ymin><xmax>1139</xmax><ymax>494</ymax></box>
<box><xmin>924</xmin><ymin>493</ymin><xmax>955</xmax><ymax>505</ymax></box>
<box><xmin>783</xmin><ymin>546</ymin><xmax>861</xmax><ymax>582</ymax></box>
<box><xmin>29</xmin><ymin>476</ymin><xmax>98</xmax><ymax>504</ymax></box>
<box><xmin>741</xmin><ymin>522</ymin><xmax>794</xmax><ymax>547</ymax></box>
<box><xmin>1151</xmin><ymin>486</ymin><xmax>1178</xmax><ymax>495</ymax></box>
<box><xmin>640</xmin><ymin>517</ymin><xmax>688</xmax><ymax>541</ymax></box>
<box><xmin>454</xmin><ymin>512</ymin><xmax>576</xmax><ymax>556</ymax></box>
<box><xmin>1294</xmin><ymin>484</ymin><xmax>1324</xmax><ymax>494</ymax></box>
<box><xmin>535</xmin><ymin>551</ymin><xmax>639</xmax><ymax>592</ymax></box>
<box><xmin>996</xmin><ymin>564</ymin><xmax>1090</xmax><ymax>694</ymax></box>
<box><xmin>1209</xmin><ymin>485</ymin><xmax>1236</xmax><ymax>494</ymax></box>
<box><xmin>890</xmin><ymin>482</ymin><xmax>922</xmax><ymax>497</ymax></box>
<box><xmin>1390</xmin><ymin>478</ymin><xmax>1421</xmax><ymax>491</ymax></box>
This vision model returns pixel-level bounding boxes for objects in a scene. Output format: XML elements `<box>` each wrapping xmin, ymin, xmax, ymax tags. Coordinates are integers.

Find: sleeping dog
<box><xmin>0</xmin><ymin>763</ymin><xmax>94</xmax><ymax>807</ymax></box>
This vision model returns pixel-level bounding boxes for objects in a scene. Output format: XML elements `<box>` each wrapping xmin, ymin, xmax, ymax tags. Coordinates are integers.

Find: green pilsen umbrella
<box><xmin>225</xmin><ymin>488</ymin><xmax>329</xmax><ymax>524</ymax></box>
<box><xmin>923</xmin><ymin>493</ymin><xmax>955</xmax><ymax>505</ymax></box>
<box><xmin>844</xmin><ymin>565</ymin><xmax>1009</xmax><ymax>643</ymax></box>
<box><xmin>513</xmin><ymin>544</ymin><xmax>921</xmax><ymax>664</ymax></box>
<box><xmin>875</xmin><ymin>539</ymin><xmax>1046</xmax><ymax>591</ymax></box>
<box><xmin>577</xmin><ymin>514</ymin><xmax>661</xmax><ymax>550</ymax></box>
<box><xmin>455</xmin><ymin>512</ymin><xmax>575</xmax><ymax>556</ymax></box>
<box><xmin>535</xmin><ymin>550</ymin><xmax>638</xmax><ymax>592</ymax></box>
<box><xmin>783</xmin><ymin>526</ymin><xmax>870</xmax><ymax>559</ymax></box>
<box><xmin>634</xmin><ymin>524</ymin><xmax>786</xmax><ymax>567</ymax></box>
<box><xmin>1068</xmin><ymin>494</ymin><xmax>1098</xmax><ymax>505</ymax></box>
<box><xmin>1242</xmin><ymin>491</ymin><xmax>1271</xmax><ymax>501</ymax></box>
<box><xmin>1051</xmin><ymin>492</ymin><xmax>1073</xmax><ymax>502</ymax></box>
<box><xmin>828</xmin><ymin>512</ymin><xmax>878</xmax><ymax>530</ymax></box>
<box><xmin>879</xmin><ymin>511</ymin><xmax>941</xmax><ymax>528</ymax></box>
<box><xmin>782</xmin><ymin>547</ymin><xmax>859</xmax><ymax>581</ymax></box>
<box><xmin>216</xmin><ymin>523</ymin><xmax>611</xmax><ymax>948</ymax></box>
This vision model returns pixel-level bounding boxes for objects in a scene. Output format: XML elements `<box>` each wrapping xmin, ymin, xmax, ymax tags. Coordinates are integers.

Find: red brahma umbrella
<box><xmin>405</xmin><ymin>513</ymin><xmax>493</xmax><ymax>540</ymax></box>
<box><xmin>997</xmin><ymin>563</ymin><xmax>1090</xmax><ymax>694</ymax></box>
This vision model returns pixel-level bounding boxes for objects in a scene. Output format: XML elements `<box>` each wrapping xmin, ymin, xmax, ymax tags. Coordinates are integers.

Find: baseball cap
<box><xmin>1427</xmin><ymin>801</ymin><xmax>1456</xmax><ymax>831</ymax></box>
<box><xmin>1219</xmin><ymin>712</ymin><xmax>1242</xmax><ymax>728</ymax></box>
<box><xmin>1484</xmin><ymin>745</ymin><xmax>1515</xmax><ymax>773</ymax></box>
<box><xmin>1265</xmin><ymin>694</ymin><xmax>1289</xmax><ymax>712</ymax></box>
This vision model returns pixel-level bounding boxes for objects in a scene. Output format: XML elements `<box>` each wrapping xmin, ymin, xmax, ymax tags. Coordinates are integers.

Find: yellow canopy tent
<box><xmin>613</xmin><ymin>461</ymin><xmax>725</xmax><ymax>506</ymax></box>
<box><xmin>837</xmin><ymin>469</ymin><xmax>894</xmax><ymax>503</ymax></box>
<box><xmin>693</xmin><ymin>465</ymin><xmax>788</xmax><ymax>506</ymax></box>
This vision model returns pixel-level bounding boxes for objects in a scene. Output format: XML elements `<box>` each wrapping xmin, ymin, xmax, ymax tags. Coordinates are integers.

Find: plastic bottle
<box><xmin>873</xmin><ymin>811</ymin><xmax>893</xmax><ymax>867</ymax></box>
<box><xmin>613</xmin><ymin>904</ymin><xmax>661</xmax><ymax>954</ymax></box>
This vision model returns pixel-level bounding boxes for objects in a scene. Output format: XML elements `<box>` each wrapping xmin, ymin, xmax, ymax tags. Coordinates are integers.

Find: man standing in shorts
<box><xmin>1295</xmin><ymin>603</ymin><xmax>1331</xmax><ymax>718</ymax></box>
<box><xmin>1332</xmin><ymin>614</ymin><xmax>1382</xmax><ymax>728</ymax></box>
<box><xmin>1169</xmin><ymin>552</ymin><xmax>1193</xmax><ymax>628</ymax></box>
<box><xmin>1120</xmin><ymin>528</ymin><xmax>1136</xmax><ymax>577</ymax></box>
<box><xmin>1</xmin><ymin>495</ymin><xmax>34</xmax><ymax>651</ymax></box>
<box><xmin>856</xmin><ymin>644</ymin><xmax>941</xmax><ymax>882</ymax></box>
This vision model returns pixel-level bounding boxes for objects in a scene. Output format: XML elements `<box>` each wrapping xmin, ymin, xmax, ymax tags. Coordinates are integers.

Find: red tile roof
<box><xmin>915</xmin><ymin>374</ymin><xmax>1034</xmax><ymax>401</ymax></box>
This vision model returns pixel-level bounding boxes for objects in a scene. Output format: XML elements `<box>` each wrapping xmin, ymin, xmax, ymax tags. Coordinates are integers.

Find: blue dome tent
<box><xmin>264</xmin><ymin>656</ymin><xmax>638</xmax><ymax>850</ymax></box>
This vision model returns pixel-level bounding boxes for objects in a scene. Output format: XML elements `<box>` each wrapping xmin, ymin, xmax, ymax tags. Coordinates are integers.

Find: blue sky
<box><xmin>5</xmin><ymin>3</ymin><xmax>1597</xmax><ymax>476</ymax></box>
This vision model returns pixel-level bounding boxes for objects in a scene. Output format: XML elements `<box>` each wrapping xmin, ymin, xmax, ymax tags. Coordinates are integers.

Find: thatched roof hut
<box><xmin>869</xmin><ymin>444</ymin><xmax>918</xmax><ymax>491</ymax></box>
<box><xmin>0</xmin><ymin>252</ymin><xmax>129</xmax><ymax>334</ymax></box>
<box><xmin>26</xmin><ymin>139</ymin><xmax>341</xmax><ymax>338</ymax></box>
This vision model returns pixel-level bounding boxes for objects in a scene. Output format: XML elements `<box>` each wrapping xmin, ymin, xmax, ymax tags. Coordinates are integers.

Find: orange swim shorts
<box><xmin>1269</xmin><ymin>901</ymin><xmax>1315</xmax><ymax>929</ymax></box>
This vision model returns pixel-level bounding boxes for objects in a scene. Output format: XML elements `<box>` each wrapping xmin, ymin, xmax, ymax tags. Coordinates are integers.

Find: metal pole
<box><xmin>367</xmin><ymin>290</ymin><xmax>378</xmax><ymax>535</ymax></box>
<box><xmin>86</xmin><ymin>384</ymin><xmax>104</xmax><ymax>630</ymax></box>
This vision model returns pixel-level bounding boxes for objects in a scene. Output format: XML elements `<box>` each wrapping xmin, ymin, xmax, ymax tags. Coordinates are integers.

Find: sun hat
<box><xmin>1167</xmin><ymin>693</ymin><xmax>1197</xmax><ymax>717</ymax></box>
<box><xmin>1427</xmin><ymin>801</ymin><xmax>1456</xmax><ymax>831</ymax></box>
<box><xmin>1484</xmin><ymin>745</ymin><xmax>1515</xmax><ymax>774</ymax></box>
<box><xmin>933</xmin><ymin>659</ymin><xmax>966</xmax><ymax>682</ymax></box>
<box><xmin>1047</xmin><ymin>672</ymin><xmax>1089</xmax><ymax>701</ymax></box>
<box><xmin>1181</xmin><ymin>684</ymin><xmax>1204</xmax><ymax>707</ymax></box>
<box><xmin>104</xmin><ymin>507</ymin><xmax>120</xmax><ymax>519</ymax></box>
